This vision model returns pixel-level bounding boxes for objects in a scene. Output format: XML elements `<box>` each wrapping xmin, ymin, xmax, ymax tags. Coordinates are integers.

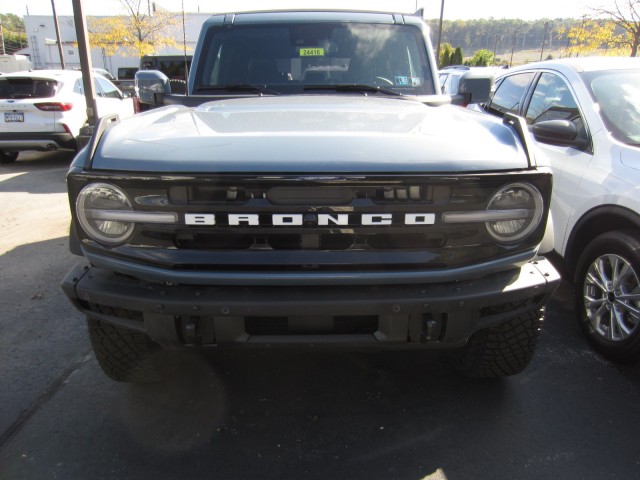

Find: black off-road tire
<box><xmin>87</xmin><ymin>318</ymin><xmax>163</xmax><ymax>382</ymax></box>
<box><xmin>453</xmin><ymin>304</ymin><xmax>544</xmax><ymax>378</ymax></box>
<box><xmin>0</xmin><ymin>150</ymin><xmax>19</xmax><ymax>164</ymax></box>
<box><xmin>574</xmin><ymin>230</ymin><xmax>640</xmax><ymax>364</ymax></box>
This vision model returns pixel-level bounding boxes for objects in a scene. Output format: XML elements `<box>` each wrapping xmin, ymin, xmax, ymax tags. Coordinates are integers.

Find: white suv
<box><xmin>480</xmin><ymin>57</ymin><xmax>640</xmax><ymax>362</ymax></box>
<box><xmin>0</xmin><ymin>70</ymin><xmax>135</xmax><ymax>163</ymax></box>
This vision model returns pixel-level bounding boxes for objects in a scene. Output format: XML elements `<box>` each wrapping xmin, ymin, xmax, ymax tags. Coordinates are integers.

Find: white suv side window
<box><xmin>486</xmin><ymin>72</ymin><xmax>535</xmax><ymax>116</ymax></box>
<box><xmin>525</xmin><ymin>72</ymin><xmax>588</xmax><ymax>146</ymax></box>
<box><xmin>526</xmin><ymin>73</ymin><xmax>579</xmax><ymax>123</ymax></box>
<box><xmin>96</xmin><ymin>77</ymin><xmax>122</xmax><ymax>99</ymax></box>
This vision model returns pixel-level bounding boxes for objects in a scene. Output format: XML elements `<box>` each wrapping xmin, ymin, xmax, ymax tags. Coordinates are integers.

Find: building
<box><xmin>21</xmin><ymin>13</ymin><xmax>208</xmax><ymax>77</ymax></box>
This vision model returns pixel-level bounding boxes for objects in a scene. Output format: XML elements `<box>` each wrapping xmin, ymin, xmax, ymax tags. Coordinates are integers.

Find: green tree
<box><xmin>469</xmin><ymin>49</ymin><xmax>494</xmax><ymax>66</ymax></box>
<box><xmin>0</xmin><ymin>13</ymin><xmax>28</xmax><ymax>54</ymax></box>
<box><xmin>439</xmin><ymin>42</ymin><xmax>454</xmax><ymax>68</ymax></box>
<box><xmin>88</xmin><ymin>0</ymin><xmax>181</xmax><ymax>57</ymax></box>
<box><xmin>451</xmin><ymin>46</ymin><xmax>463</xmax><ymax>65</ymax></box>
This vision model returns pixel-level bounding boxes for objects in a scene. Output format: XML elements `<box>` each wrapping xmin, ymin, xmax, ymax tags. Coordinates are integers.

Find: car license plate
<box><xmin>4</xmin><ymin>112</ymin><xmax>24</xmax><ymax>122</ymax></box>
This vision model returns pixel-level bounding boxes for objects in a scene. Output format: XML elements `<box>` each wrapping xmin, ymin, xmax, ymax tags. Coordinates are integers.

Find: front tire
<box><xmin>453</xmin><ymin>304</ymin><xmax>544</xmax><ymax>378</ymax></box>
<box><xmin>0</xmin><ymin>150</ymin><xmax>19</xmax><ymax>164</ymax></box>
<box><xmin>87</xmin><ymin>318</ymin><xmax>163</xmax><ymax>382</ymax></box>
<box><xmin>574</xmin><ymin>231</ymin><xmax>640</xmax><ymax>363</ymax></box>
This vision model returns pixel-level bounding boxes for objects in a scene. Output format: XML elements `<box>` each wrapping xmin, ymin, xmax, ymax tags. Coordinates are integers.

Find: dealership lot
<box><xmin>0</xmin><ymin>151</ymin><xmax>638</xmax><ymax>479</ymax></box>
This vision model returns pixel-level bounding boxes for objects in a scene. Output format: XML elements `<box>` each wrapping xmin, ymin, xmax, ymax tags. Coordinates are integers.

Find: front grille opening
<box><xmin>367</xmin><ymin>233</ymin><xmax>445</xmax><ymax>249</ymax></box>
<box><xmin>175</xmin><ymin>233</ymin><xmax>253</xmax><ymax>249</ymax></box>
<box><xmin>244</xmin><ymin>315</ymin><xmax>378</xmax><ymax>335</ymax></box>
<box><xmin>267</xmin><ymin>234</ymin><xmax>302</xmax><ymax>250</ymax></box>
<box><xmin>170</xmin><ymin>185</ymin><xmax>248</xmax><ymax>204</ymax></box>
<box><xmin>319</xmin><ymin>234</ymin><xmax>354</xmax><ymax>250</ymax></box>
<box><xmin>167</xmin><ymin>183</ymin><xmax>457</xmax><ymax>206</ymax></box>
<box><xmin>172</xmin><ymin>232</ymin><xmax>446</xmax><ymax>251</ymax></box>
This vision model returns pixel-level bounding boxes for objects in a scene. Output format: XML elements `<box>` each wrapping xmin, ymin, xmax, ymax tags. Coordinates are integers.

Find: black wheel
<box><xmin>0</xmin><ymin>150</ymin><xmax>19</xmax><ymax>164</ymax></box>
<box><xmin>574</xmin><ymin>231</ymin><xmax>640</xmax><ymax>363</ymax></box>
<box><xmin>87</xmin><ymin>318</ymin><xmax>163</xmax><ymax>382</ymax></box>
<box><xmin>453</xmin><ymin>304</ymin><xmax>544</xmax><ymax>378</ymax></box>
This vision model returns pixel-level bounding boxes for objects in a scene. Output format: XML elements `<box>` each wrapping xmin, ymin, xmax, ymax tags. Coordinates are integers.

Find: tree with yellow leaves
<box><xmin>88</xmin><ymin>0</ymin><xmax>181</xmax><ymax>58</ymax></box>
<box><xmin>568</xmin><ymin>1</ymin><xmax>640</xmax><ymax>57</ymax></box>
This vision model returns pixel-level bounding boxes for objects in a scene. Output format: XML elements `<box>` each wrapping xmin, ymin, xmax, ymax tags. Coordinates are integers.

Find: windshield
<box><xmin>0</xmin><ymin>77</ymin><xmax>59</xmax><ymax>99</ymax></box>
<box><xmin>583</xmin><ymin>70</ymin><xmax>640</xmax><ymax>145</ymax></box>
<box><xmin>193</xmin><ymin>22</ymin><xmax>435</xmax><ymax>95</ymax></box>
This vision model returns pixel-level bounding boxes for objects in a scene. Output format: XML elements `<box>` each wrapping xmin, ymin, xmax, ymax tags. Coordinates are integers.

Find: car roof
<box><xmin>0</xmin><ymin>70</ymin><xmax>83</xmax><ymax>80</ymax></box>
<box><xmin>203</xmin><ymin>10</ymin><xmax>426</xmax><ymax>27</ymax></box>
<box><xmin>509</xmin><ymin>56</ymin><xmax>640</xmax><ymax>74</ymax></box>
<box><xmin>0</xmin><ymin>69</ymin><xmax>114</xmax><ymax>84</ymax></box>
<box><xmin>440</xmin><ymin>65</ymin><xmax>470</xmax><ymax>71</ymax></box>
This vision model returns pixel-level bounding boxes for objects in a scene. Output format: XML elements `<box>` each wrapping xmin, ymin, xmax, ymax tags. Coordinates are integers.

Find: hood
<box><xmin>91</xmin><ymin>96</ymin><xmax>529</xmax><ymax>173</ymax></box>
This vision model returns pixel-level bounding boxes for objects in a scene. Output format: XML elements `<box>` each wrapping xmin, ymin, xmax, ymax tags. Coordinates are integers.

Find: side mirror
<box><xmin>451</xmin><ymin>70</ymin><xmax>493</xmax><ymax>106</ymax></box>
<box><xmin>135</xmin><ymin>70</ymin><xmax>170</xmax><ymax>105</ymax></box>
<box><xmin>532</xmin><ymin>119</ymin><xmax>589</xmax><ymax>149</ymax></box>
<box><xmin>122</xmin><ymin>92</ymin><xmax>132</xmax><ymax>99</ymax></box>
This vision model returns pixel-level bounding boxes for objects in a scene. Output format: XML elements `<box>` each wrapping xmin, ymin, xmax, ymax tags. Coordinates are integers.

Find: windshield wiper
<box><xmin>303</xmin><ymin>84</ymin><xmax>402</xmax><ymax>96</ymax></box>
<box><xmin>194</xmin><ymin>84</ymin><xmax>281</xmax><ymax>95</ymax></box>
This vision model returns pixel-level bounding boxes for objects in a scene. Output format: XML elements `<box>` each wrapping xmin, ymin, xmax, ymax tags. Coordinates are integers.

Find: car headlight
<box><xmin>485</xmin><ymin>183</ymin><xmax>544</xmax><ymax>243</ymax></box>
<box><xmin>442</xmin><ymin>182</ymin><xmax>544</xmax><ymax>245</ymax></box>
<box><xmin>76</xmin><ymin>183</ymin><xmax>135</xmax><ymax>245</ymax></box>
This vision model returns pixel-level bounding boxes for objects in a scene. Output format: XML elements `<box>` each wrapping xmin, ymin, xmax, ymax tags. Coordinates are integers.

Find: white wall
<box><xmin>22</xmin><ymin>13</ymin><xmax>208</xmax><ymax>75</ymax></box>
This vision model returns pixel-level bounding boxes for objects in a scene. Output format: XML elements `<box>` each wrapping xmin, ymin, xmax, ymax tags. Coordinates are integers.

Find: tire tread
<box><xmin>454</xmin><ymin>303</ymin><xmax>543</xmax><ymax>378</ymax></box>
<box><xmin>87</xmin><ymin>318</ymin><xmax>162</xmax><ymax>382</ymax></box>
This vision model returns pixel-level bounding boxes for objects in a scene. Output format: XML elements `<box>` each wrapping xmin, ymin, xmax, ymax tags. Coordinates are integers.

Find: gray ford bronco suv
<box><xmin>62</xmin><ymin>10</ymin><xmax>560</xmax><ymax>381</ymax></box>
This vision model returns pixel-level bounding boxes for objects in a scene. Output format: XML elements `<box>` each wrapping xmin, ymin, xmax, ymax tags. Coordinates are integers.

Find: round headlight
<box><xmin>76</xmin><ymin>183</ymin><xmax>134</xmax><ymax>245</ymax></box>
<box><xmin>485</xmin><ymin>183</ymin><xmax>544</xmax><ymax>243</ymax></box>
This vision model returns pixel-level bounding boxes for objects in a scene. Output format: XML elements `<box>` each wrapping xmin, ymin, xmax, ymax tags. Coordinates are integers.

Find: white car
<box><xmin>0</xmin><ymin>70</ymin><xmax>135</xmax><ymax>163</ymax></box>
<box><xmin>480</xmin><ymin>57</ymin><xmax>640</xmax><ymax>362</ymax></box>
<box><xmin>438</xmin><ymin>66</ymin><xmax>470</xmax><ymax>94</ymax></box>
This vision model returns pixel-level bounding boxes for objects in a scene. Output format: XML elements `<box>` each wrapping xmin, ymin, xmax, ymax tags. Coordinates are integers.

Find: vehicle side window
<box><xmin>525</xmin><ymin>72</ymin><xmax>588</xmax><ymax>146</ymax></box>
<box><xmin>486</xmin><ymin>72</ymin><xmax>535</xmax><ymax>117</ymax></box>
<box><xmin>438</xmin><ymin>73</ymin><xmax>449</xmax><ymax>93</ymax></box>
<box><xmin>96</xmin><ymin>78</ymin><xmax>121</xmax><ymax>99</ymax></box>
<box><xmin>449</xmin><ymin>74</ymin><xmax>461</xmax><ymax>95</ymax></box>
<box><xmin>526</xmin><ymin>72</ymin><xmax>579</xmax><ymax>124</ymax></box>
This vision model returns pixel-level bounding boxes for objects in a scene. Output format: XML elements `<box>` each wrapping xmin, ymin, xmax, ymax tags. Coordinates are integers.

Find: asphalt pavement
<box><xmin>0</xmin><ymin>151</ymin><xmax>638</xmax><ymax>480</ymax></box>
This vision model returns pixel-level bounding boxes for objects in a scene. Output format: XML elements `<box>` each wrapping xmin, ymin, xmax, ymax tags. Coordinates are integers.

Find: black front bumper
<box><xmin>62</xmin><ymin>258</ymin><xmax>560</xmax><ymax>349</ymax></box>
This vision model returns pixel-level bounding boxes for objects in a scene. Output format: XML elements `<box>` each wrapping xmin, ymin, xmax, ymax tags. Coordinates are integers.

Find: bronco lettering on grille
<box><xmin>184</xmin><ymin>213</ymin><xmax>435</xmax><ymax>226</ymax></box>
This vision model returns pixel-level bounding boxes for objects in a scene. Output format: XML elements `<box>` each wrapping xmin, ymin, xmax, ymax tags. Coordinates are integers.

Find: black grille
<box><xmin>72</xmin><ymin>171</ymin><xmax>552</xmax><ymax>272</ymax></box>
<box><xmin>169</xmin><ymin>184</ymin><xmax>445</xmax><ymax>205</ymax></box>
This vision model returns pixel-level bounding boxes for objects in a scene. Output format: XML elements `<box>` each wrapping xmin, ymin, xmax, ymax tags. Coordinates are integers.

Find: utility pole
<box><xmin>182</xmin><ymin>0</ymin><xmax>189</xmax><ymax>90</ymax></box>
<box><xmin>492</xmin><ymin>34</ymin><xmax>501</xmax><ymax>66</ymax></box>
<box><xmin>510</xmin><ymin>30</ymin><xmax>518</xmax><ymax>67</ymax></box>
<box><xmin>436</xmin><ymin>0</ymin><xmax>445</xmax><ymax>68</ymax></box>
<box><xmin>72</xmin><ymin>0</ymin><xmax>98</xmax><ymax>127</ymax></box>
<box><xmin>51</xmin><ymin>0</ymin><xmax>66</xmax><ymax>69</ymax></box>
<box><xmin>0</xmin><ymin>22</ymin><xmax>5</xmax><ymax>55</ymax></box>
<box><xmin>540</xmin><ymin>22</ymin><xmax>550</xmax><ymax>61</ymax></box>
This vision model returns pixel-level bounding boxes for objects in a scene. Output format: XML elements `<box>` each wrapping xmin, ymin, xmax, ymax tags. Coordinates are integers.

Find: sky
<box><xmin>2</xmin><ymin>0</ymin><xmax>608</xmax><ymax>21</ymax></box>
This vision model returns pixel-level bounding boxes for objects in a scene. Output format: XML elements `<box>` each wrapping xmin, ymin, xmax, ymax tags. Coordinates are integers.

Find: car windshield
<box><xmin>193</xmin><ymin>22</ymin><xmax>434</xmax><ymax>95</ymax></box>
<box><xmin>0</xmin><ymin>77</ymin><xmax>59</xmax><ymax>99</ymax></box>
<box><xmin>583</xmin><ymin>70</ymin><xmax>640</xmax><ymax>145</ymax></box>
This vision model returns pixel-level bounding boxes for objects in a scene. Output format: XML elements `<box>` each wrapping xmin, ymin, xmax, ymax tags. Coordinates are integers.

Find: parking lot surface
<box><xmin>0</xmin><ymin>151</ymin><xmax>638</xmax><ymax>479</ymax></box>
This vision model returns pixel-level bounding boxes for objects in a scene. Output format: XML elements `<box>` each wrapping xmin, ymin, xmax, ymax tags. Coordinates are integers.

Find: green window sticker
<box><xmin>300</xmin><ymin>48</ymin><xmax>325</xmax><ymax>57</ymax></box>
